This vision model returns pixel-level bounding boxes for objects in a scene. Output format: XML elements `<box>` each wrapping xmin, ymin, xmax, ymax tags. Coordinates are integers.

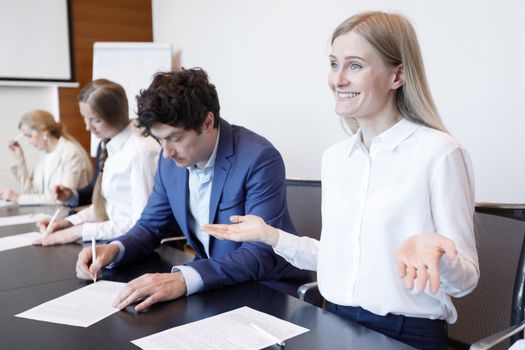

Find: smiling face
<box><xmin>79</xmin><ymin>102</ymin><xmax>119</xmax><ymax>140</ymax></box>
<box><xmin>149</xmin><ymin>113</ymin><xmax>218</xmax><ymax>169</ymax></box>
<box><xmin>328</xmin><ymin>31</ymin><xmax>403</xmax><ymax>124</ymax></box>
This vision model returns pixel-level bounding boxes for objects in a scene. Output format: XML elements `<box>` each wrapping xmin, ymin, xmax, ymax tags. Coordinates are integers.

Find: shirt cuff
<box><xmin>67</xmin><ymin>213</ymin><xmax>83</xmax><ymax>226</ymax></box>
<box><xmin>81</xmin><ymin>222</ymin><xmax>99</xmax><ymax>241</ymax></box>
<box><xmin>171</xmin><ymin>265</ymin><xmax>203</xmax><ymax>295</ymax></box>
<box><xmin>273</xmin><ymin>229</ymin><xmax>297</xmax><ymax>257</ymax></box>
<box><xmin>105</xmin><ymin>241</ymin><xmax>125</xmax><ymax>269</ymax></box>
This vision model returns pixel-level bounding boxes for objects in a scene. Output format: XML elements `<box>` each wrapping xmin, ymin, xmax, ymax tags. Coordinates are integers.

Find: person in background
<box><xmin>201</xmin><ymin>11</ymin><xmax>479</xmax><ymax>350</ymax></box>
<box><xmin>75</xmin><ymin>68</ymin><xmax>310</xmax><ymax>311</ymax></box>
<box><xmin>1</xmin><ymin>110</ymin><xmax>92</xmax><ymax>205</ymax></box>
<box><xmin>35</xmin><ymin>79</ymin><xmax>160</xmax><ymax>245</ymax></box>
<box><xmin>52</xmin><ymin>140</ymin><xmax>102</xmax><ymax>208</ymax></box>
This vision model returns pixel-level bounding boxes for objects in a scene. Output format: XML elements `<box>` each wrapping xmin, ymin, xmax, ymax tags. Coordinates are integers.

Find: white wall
<box><xmin>153</xmin><ymin>0</ymin><xmax>525</xmax><ymax>203</ymax></box>
<box><xmin>0</xmin><ymin>86</ymin><xmax>59</xmax><ymax>190</ymax></box>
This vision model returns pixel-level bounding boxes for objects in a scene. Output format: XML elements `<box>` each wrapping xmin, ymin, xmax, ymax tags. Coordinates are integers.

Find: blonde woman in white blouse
<box><xmin>1</xmin><ymin>110</ymin><xmax>92</xmax><ymax>205</ymax></box>
<box><xmin>202</xmin><ymin>11</ymin><xmax>479</xmax><ymax>350</ymax></box>
<box><xmin>35</xmin><ymin>79</ymin><xmax>160</xmax><ymax>245</ymax></box>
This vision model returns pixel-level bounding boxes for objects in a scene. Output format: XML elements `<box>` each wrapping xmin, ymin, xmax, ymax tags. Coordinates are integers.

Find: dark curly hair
<box><xmin>136</xmin><ymin>68</ymin><xmax>220</xmax><ymax>135</ymax></box>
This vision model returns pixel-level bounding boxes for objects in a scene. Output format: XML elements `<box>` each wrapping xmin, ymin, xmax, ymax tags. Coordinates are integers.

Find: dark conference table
<box><xmin>0</xmin><ymin>205</ymin><xmax>414</xmax><ymax>350</ymax></box>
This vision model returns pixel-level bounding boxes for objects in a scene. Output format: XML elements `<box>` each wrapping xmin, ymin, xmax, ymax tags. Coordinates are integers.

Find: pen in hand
<box><xmin>13</xmin><ymin>132</ymin><xmax>23</xmax><ymax>142</ymax></box>
<box><xmin>91</xmin><ymin>236</ymin><xmax>97</xmax><ymax>283</ymax></box>
<box><xmin>250</xmin><ymin>322</ymin><xmax>285</xmax><ymax>347</ymax></box>
<box><xmin>45</xmin><ymin>208</ymin><xmax>61</xmax><ymax>235</ymax></box>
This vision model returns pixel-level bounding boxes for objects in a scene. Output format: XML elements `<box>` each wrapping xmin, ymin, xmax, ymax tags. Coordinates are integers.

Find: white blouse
<box><xmin>12</xmin><ymin>137</ymin><xmax>92</xmax><ymax>205</ymax></box>
<box><xmin>274</xmin><ymin>119</ymin><xmax>479</xmax><ymax>323</ymax></box>
<box><xmin>67</xmin><ymin>124</ymin><xmax>160</xmax><ymax>241</ymax></box>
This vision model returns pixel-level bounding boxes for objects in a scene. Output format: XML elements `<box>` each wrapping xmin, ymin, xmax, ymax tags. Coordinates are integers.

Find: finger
<box><xmin>200</xmin><ymin>224</ymin><xmax>232</xmax><ymax>240</ymax></box>
<box><xmin>229</xmin><ymin>215</ymin><xmax>244</xmax><ymax>223</ymax></box>
<box><xmin>439</xmin><ymin>238</ymin><xmax>457</xmax><ymax>259</ymax></box>
<box><xmin>200</xmin><ymin>224</ymin><xmax>230</xmax><ymax>233</ymax></box>
<box><xmin>36</xmin><ymin>223</ymin><xmax>46</xmax><ymax>233</ymax></box>
<box><xmin>428</xmin><ymin>262</ymin><xmax>441</xmax><ymax>294</ymax></box>
<box><xmin>32</xmin><ymin>238</ymin><xmax>43</xmax><ymax>245</ymax></box>
<box><xmin>114</xmin><ymin>283</ymin><xmax>147</xmax><ymax>309</ymax></box>
<box><xmin>76</xmin><ymin>249</ymin><xmax>93</xmax><ymax>279</ymax></box>
<box><xmin>134</xmin><ymin>294</ymin><xmax>158</xmax><ymax>312</ymax></box>
<box><xmin>113</xmin><ymin>287</ymin><xmax>135</xmax><ymax>309</ymax></box>
<box><xmin>47</xmin><ymin>222</ymin><xmax>59</xmax><ymax>234</ymax></box>
<box><xmin>76</xmin><ymin>259</ymin><xmax>92</xmax><ymax>280</ymax></box>
<box><xmin>397</xmin><ymin>257</ymin><xmax>407</xmax><ymax>277</ymax></box>
<box><xmin>416</xmin><ymin>264</ymin><xmax>428</xmax><ymax>293</ymax></box>
<box><xmin>42</xmin><ymin>234</ymin><xmax>67</xmax><ymax>246</ymax></box>
<box><xmin>89</xmin><ymin>255</ymin><xmax>105</xmax><ymax>276</ymax></box>
<box><xmin>404</xmin><ymin>266</ymin><xmax>416</xmax><ymax>290</ymax></box>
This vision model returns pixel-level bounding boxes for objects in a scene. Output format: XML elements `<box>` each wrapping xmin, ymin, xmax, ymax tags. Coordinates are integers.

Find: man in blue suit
<box><xmin>76</xmin><ymin>68</ymin><xmax>310</xmax><ymax>311</ymax></box>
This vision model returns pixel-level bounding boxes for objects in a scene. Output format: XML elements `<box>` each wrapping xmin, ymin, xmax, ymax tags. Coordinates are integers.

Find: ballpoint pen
<box><xmin>91</xmin><ymin>236</ymin><xmax>97</xmax><ymax>283</ymax></box>
<box><xmin>250</xmin><ymin>322</ymin><xmax>285</xmax><ymax>348</ymax></box>
<box><xmin>45</xmin><ymin>208</ymin><xmax>61</xmax><ymax>234</ymax></box>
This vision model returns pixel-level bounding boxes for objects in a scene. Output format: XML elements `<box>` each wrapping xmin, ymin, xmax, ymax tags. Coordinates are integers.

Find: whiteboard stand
<box><xmin>90</xmin><ymin>42</ymin><xmax>172</xmax><ymax>156</ymax></box>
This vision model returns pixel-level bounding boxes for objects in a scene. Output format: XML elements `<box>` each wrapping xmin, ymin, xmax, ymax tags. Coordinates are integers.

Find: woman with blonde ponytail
<box><xmin>36</xmin><ymin>79</ymin><xmax>160</xmax><ymax>245</ymax></box>
<box><xmin>202</xmin><ymin>11</ymin><xmax>479</xmax><ymax>349</ymax></box>
<box><xmin>1</xmin><ymin>110</ymin><xmax>92</xmax><ymax>205</ymax></box>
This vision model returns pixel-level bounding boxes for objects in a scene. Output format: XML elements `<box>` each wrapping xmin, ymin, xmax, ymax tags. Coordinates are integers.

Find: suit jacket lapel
<box><xmin>173</xmin><ymin>165</ymin><xmax>191</xmax><ymax>238</ymax></box>
<box><xmin>209</xmin><ymin>119</ymin><xmax>233</xmax><ymax>224</ymax></box>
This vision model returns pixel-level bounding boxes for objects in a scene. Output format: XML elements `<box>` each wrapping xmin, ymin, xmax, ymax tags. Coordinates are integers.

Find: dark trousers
<box><xmin>329</xmin><ymin>304</ymin><xmax>447</xmax><ymax>350</ymax></box>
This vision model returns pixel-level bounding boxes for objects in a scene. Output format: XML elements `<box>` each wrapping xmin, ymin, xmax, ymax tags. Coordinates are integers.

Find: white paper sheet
<box><xmin>0</xmin><ymin>231</ymin><xmax>43</xmax><ymax>252</ymax></box>
<box><xmin>0</xmin><ymin>213</ymin><xmax>49</xmax><ymax>227</ymax></box>
<box><xmin>132</xmin><ymin>306</ymin><xmax>309</xmax><ymax>350</ymax></box>
<box><xmin>15</xmin><ymin>280</ymin><xmax>124</xmax><ymax>327</ymax></box>
<box><xmin>0</xmin><ymin>199</ymin><xmax>16</xmax><ymax>208</ymax></box>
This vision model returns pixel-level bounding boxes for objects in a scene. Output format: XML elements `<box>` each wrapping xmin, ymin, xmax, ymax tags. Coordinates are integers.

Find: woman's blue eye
<box><xmin>349</xmin><ymin>63</ymin><xmax>362</xmax><ymax>70</ymax></box>
<box><xmin>330</xmin><ymin>61</ymin><xmax>339</xmax><ymax>70</ymax></box>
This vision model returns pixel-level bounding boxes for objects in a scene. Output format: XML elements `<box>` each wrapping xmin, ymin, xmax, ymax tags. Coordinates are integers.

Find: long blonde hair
<box><xmin>19</xmin><ymin>109</ymin><xmax>93</xmax><ymax>179</ymax></box>
<box><xmin>332</xmin><ymin>11</ymin><xmax>447</xmax><ymax>133</ymax></box>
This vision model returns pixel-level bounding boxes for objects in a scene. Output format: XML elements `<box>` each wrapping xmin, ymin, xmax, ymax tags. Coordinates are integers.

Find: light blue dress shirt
<box><xmin>111</xmin><ymin>129</ymin><xmax>220</xmax><ymax>295</ymax></box>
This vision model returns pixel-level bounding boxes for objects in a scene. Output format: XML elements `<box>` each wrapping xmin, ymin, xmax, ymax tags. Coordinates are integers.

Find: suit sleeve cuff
<box><xmin>171</xmin><ymin>265</ymin><xmax>203</xmax><ymax>295</ymax></box>
<box><xmin>273</xmin><ymin>229</ymin><xmax>298</xmax><ymax>257</ymax></box>
<box><xmin>105</xmin><ymin>241</ymin><xmax>125</xmax><ymax>269</ymax></box>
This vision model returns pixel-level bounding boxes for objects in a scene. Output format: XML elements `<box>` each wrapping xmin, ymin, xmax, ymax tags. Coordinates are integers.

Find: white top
<box><xmin>68</xmin><ymin>124</ymin><xmax>160</xmax><ymax>241</ymax></box>
<box><xmin>274</xmin><ymin>119</ymin><xmax>479</xmax><ymax>323</ymax></box>
<box><xmin>12</xmin><ymin>137</ymin><xmax>92</xmax><ymax>205</ymax></box>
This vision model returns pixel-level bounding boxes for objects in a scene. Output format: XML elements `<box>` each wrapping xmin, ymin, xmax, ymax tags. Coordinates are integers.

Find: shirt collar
<box><xmin>347</xmin><ymin>118</ymin><xmax>421</xmax><ymax>156</ymax></box>
<box><xmin>106</xmin><ymin>123</ymin><xmax>133</xmax><ymax>155</ymax></box>
<box><xmin>187</xmin><ymin>126</ymin><xmax>221</xmax><ymax>173</ymax></box>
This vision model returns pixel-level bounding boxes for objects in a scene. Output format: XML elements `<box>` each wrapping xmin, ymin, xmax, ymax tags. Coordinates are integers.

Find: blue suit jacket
<box><xmin>115</xmin><ymin>119</ymin><xmax>310</xmax><ymax>295</ymax></box>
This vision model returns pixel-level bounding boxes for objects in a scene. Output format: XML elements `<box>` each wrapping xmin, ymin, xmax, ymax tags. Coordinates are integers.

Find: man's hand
<box><xmin>396</xmin><ymin>233</ymin><xmax>457</xmax><ymax>294</ymax></box>
<box><xmin>37</xmin><ymin>217</ymin><xmax>73</xmax><ymax>234</ymax></box>
<box><xmin>113</xmin><ymin>272</ymin><xmax>187</xmax><ymax>312</ymax></box>
<box><xmin>33</xmin><ymin>225</ymin><xmax>83</xmax><ymax>246</ymax></box>
<box><xmin>52</xmin><ymin>185</ymin><xmax>74</xmax><ymax>201</ymax></box>
<box><xmin>76</xmin><ymin>243</ymin><xmax>120</xmax><ymax>281</ymax></box>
